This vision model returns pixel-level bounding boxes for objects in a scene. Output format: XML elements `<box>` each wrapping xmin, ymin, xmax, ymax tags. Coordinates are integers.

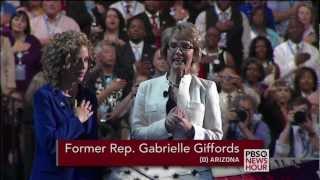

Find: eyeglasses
<box><xmin>169</xmin><ymin>41</ymin><xmax>194</xmax><ymax>52</ymax></box>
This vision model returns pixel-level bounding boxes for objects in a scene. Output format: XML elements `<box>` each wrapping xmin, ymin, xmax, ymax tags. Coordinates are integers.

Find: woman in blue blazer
<box><xmin>30</xmin><ymin>31</ymin><xmax>100</xmax><ymax>180</ymax></box>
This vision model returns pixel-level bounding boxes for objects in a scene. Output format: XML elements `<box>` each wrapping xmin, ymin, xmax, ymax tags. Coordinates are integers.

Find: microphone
<box><xmin>163</xmin><ymin>90</ymin><xmax>168</xmax><ymax>97</ymax></box>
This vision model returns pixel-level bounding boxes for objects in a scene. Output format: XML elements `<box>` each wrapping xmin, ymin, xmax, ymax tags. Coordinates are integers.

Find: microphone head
<box><xmin>163</xmin><ymin>90</ymin><xmax>168</xmax><ymax>97</ymax></box>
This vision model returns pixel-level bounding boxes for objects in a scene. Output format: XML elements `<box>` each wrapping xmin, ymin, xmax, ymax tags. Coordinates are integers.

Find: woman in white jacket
<box><xmin>130</xmin><ymin>22</ymin><xmax>223</xmax><ymax>141</ymax></box>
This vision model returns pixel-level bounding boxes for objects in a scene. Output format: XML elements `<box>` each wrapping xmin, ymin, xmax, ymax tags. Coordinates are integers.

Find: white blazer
<box><xmin>130</xmin><ymin>74</ymin><xmax>223</xmax><ymax>140</ymax></box>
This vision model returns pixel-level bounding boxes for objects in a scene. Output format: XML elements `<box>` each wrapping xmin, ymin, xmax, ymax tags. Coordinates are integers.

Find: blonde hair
<box><xmin>161</xmin><ymin>22</ymin><xmax>201</xmax><ymax>63</ymax></box>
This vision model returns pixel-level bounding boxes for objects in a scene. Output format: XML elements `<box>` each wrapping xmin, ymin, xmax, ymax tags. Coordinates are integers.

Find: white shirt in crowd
<box><xmin>274</xmin><ymin>125</ymin><xmax>319</xmax><ymax>158</ymax></box>
<box><xmin>129</xmin><ymin>41</ymin><xmax>144</xmax><ymax>62</ymax></box>
<box><xmin>274</xmin><ymin>40</ymin><xmax>320</xmax><ymax>81</ymax></box>
<box><xmin>31</xmin><ymin>13</ymin><xmax>80</xmax><ymax>42</ymax></box>
<box><xmin>145</xmin><ymin>10</ymin><xmax>160</xmax><ymax>29</ymax></box>
<box><xmin>110</xmin><ymin>0</ymin><xmax>145</xmax><ymax>21</ymax></box>
<box><xmin>195</xmin><ymin>2</ymin><xmax>251</xmax><ymax>58</ymax></box>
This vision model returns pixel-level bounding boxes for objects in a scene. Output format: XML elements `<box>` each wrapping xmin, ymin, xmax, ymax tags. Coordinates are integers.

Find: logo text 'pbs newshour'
<box><xmin>244</xmin><ymin>149</ymin><xmax>269</xmax><ymax>172</ymax></box>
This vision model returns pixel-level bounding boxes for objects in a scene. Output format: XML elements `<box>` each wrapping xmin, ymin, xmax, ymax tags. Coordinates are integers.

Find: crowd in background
<box><xmin>0</xmin><ymin>0</ymin><xmax>319</xmax><ymax>179</ymax></box>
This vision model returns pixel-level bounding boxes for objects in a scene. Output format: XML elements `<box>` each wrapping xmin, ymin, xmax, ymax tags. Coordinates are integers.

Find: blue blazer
<box><xmin>30</xmin><ymin>84</ymin><xmax>101</xmax><ymax>180</ymax></box>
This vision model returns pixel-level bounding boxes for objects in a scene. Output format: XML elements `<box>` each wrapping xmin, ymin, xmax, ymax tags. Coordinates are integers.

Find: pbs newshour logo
<box><xmin>244</xmin><ymin>149</ymin><xmax>269</xmax><ymax>172</ymax></box>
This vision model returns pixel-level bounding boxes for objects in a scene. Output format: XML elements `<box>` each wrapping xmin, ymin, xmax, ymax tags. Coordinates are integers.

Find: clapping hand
<box><xmin>74</xmin><ymin>100</ymin><xmax>94</xmax><ymax>123</ymax></box>
<box><xmin>165</xmin><ymin>107</ymin><xmax>193</xmax><ymax>133</ymax></box>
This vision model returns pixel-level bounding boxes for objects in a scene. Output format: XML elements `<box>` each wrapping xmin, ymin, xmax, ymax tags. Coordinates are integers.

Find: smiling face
<box><xmin>11</xmin><ymin>14</ymin><xmax>28</xmax><ymax>33</ymax></box>
<box><xmin>161</xmin><ymin>23</ymin><xmax>200</xmax><ymax>77</ymax></box>
<box><xmin>167</xmin><ymin>34</ymin><xmax>194</xmax><ymax>73</ymax></box>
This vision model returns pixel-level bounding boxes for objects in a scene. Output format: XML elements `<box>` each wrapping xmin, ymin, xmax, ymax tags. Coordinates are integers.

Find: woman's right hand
<box><xmin>74</xmin><ymin>100</ymin><xmax>93</xmax><ymax>123</ymax></box>
<box><xmin>109</xmin><ymin>79</ymin><xmax>127</xmax><ymax>91</ymax></box>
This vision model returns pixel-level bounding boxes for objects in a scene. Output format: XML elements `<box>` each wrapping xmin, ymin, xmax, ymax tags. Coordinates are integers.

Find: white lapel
<box><xmin>177</xmin><ymin>74</ymin><xmax>192</xmax><ymax>110</ymax></box>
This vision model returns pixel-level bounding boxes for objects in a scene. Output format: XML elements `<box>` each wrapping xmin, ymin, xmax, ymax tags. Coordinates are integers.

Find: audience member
<box><xmin>8</xmin><ymin>11</ymin><xmax>42</xmax><ymax>101</ymax></box>
<box><xmin>152</xmin><ymin>49</ymin><xmax>169</xmax><ymax>78</ymax></box>
<box><xmin>267</xmin><ymin>1</ymin><xmax>301</xmax><ymax>37</ymax></box>
<box><xmin>104</xmin><ymin>8</ymin><xmax>127</xmax><ymax>45</ymax></box>
<box><xmin>17</xmin><ymin>1</ymin><xmax>44</xmax><ymax>19</ymax></box>
<box><xmin>249</xmin><ymin>6</ymin><xmax>282</xmax><ymax>48</ymax></box>
<box><xmin>224</xmin><ymin>94</ymin><xmax>270</xmax><ymax>147</ymax></box>
<box><xmin>241</xmin><ymin>58</ymin><xmax>267</xmax><ymax>96</ymax></box>
<box><xmin>293</xmin><ymin>67</ymin><xmax>318</xmax><ymax>98</ymax></box>
<box><xmin>198</xmin><ymin>26</ymin><xmax>235</xmax><ymax>80</ymax></box>
<box><xmin>274</xmin><ymin>97</ymin><xmax>319</xmax><ymax>158</ymax></box>
<box><xmin>195</xmin><ymin>1</ymin><xmax>251</xmax><ymax>68</ymax></box>
<box><xmin>118</xmin><ymin>16</ymin><xmax>156</xmax><ymax>78</ymax></box>
<box><xmin>0</xmin><ymin>35</ymin><xmax>16</xmax><ymax>95</ymax></box>
<box><xmin>65</xmin><ymin>1</ymin><xmax>104</xmax><ymax>37</ymax></box>
<box><xmin>249</xmin><ymin>36</ymin><xmax>279</xmax><ymax>86</ymax></box>
<box><xmin>307</xmin><ymin>90</ymin><xmax>319</xmax><ymax>127</ymax></box>
<box><xmin>274</xmin><ymin>18</ymin><xmax>320</xmax><ymax>83</ymax></box>
<box><xmin>295</xmin><ymin>3</ymin><xmax>316</xmax><ymax>45</ymax></box>
<box><xmin>137</xmin><ymin>1</ymin><xmax>175</xmax><ymax>47</ymax></box>
<box><xmin>239</xmin><ymin>0</ymin><xmax>275</xmax><ymax>30</ymax></box>
<box><xmin>260</xmin><ymin>81</ymin><xmax>293</xmax><ymax>156</ymax></box>
<box><xmin>218</xmin><ymin>67</ymin><xmax>260</xmax><ymax>132</ymax></box>
<box><xmin>108</xmin><ymin>74</ymin><xmax>149</xmax><ymax>140</ymax></box>
<box><xmin>0</xmin><ymin>1</ymin><xmax>16</xmax><ymax>34</ymax></box>
<box><xmin>170</xmin><ymin>0</ymin><xmax>193</xmax><ymax>24</ymax></box>
<box><xmin>85</xmin><ymin>41</ymin><xmax>131</xmax><ymax>139</ymax></box>
<box><xmin>31</xmin><ymin>1</ymin><xmax>80</xmax><ymax>45</ymax></box>
<box><xmin>110</xmin><ymin>0</ymin><xmax>145</xmax><ymax>21</ymax></box>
